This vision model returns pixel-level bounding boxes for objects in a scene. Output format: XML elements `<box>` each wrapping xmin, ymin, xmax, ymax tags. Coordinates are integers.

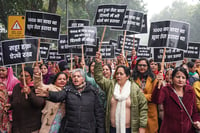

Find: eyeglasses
<box><xmin>138</xmin><ymin>64</ymin><xmax>147</xmax><ymax>67</ymax></box>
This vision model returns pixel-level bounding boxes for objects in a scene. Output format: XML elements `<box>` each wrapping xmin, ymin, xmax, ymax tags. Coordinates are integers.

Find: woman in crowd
<box><xmin>130</xmin><ymin>47</ymin><xmax>137</xmax><ymax>70</ymax></box>
<box><xmin>94</xmin><ymin>51</ymin><xmax>148</xmax><ymax>133</ymax></box>
<box><xmin>10</xmin><ymin>67</ymin><xmax>45</xmax><ymax>133</ymax></box>
<box><xmin>149</xmin><ymin>59</ymin><xmax>161</xmax><ymax>76</ymax></box>
<box><xmin>152</xmin><ymin>67</ymin><xmax>200</xmax><ymax>132</ymax></box>
<box><xmin>132</xmin><ymin>58</ymin><xmax>158</xmax><ymax>133</ymax></box>
<box><xmin>163</xmin><ymin>68</ymin><xmax>173</xmax><ymax>86</ymax></box>
<box><xmin>103</xmin><ymin>64</ymin><xmax>112</xmax><ymax>79</ymax></box>
<box><xmin>187</xmin><ymin>62</ymin><xmax>199</xmax><ymax>85</ymax></box>
<box><xmin>35</xmin><ymin>68</ymin><xmax>105</xmax><ymax>133</ymax></box>
<box><xmin>0</xmin><ymin>82</ymin><xmax>11</xmax><ymax>133</ymax></box>
<box><xmin>34</xmin><ymin>65</ymin><xmax>68</xmax><ymax>133</ymax></box>
<box><xmin>81</xmin><ymin>59</ymin><xmax>106</xmax><ymax>107</ymax></box>
<box><xmin>157</xmin><ymin>68</ymin><xmax>173</xmax><ymax>132</ymax></box>
<box><xmin>193</xmin><ymin>79</ymin><xmax>200</xmax><ymax>112</ymax></box>
<box><xmin>0</xmin><ymin>66</ymin><xmax>20</xmax><ymax>125</ymax></box>
<box><xmin>40</xmin><ymin>64</ymin><xmax>51</xmax><ymax>84</ymax></box>
<box><xmin>0</xmin><ymin>66</ymin><xmax>20</xmax><ymax>96</ymax></box>
<box><xmin>87</xmin><ymin>60</ymin><xmax>95</xmax><ymax>77</ymax></box>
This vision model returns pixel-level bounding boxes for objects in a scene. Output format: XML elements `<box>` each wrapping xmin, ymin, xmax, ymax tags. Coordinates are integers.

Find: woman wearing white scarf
<box><xmin>94</xmin><ymin>51</ymin><xmax>147</xmax><ymax>133</ymax></box>
<box><xmin>114</xmin><ymin>79</ymin><xmax>131</xmax><ymax>133</ymax></box>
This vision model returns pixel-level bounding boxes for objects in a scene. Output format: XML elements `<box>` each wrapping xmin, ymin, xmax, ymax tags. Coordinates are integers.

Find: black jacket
<box><xmin>11</xmin><ymin>83</ymin><xmax>45</xmax><ymax>133</ymax></box>
<box><xmin>48</xmin><ymin>82</ymin><xmax>105</xmax><ymax>133</ymax></box>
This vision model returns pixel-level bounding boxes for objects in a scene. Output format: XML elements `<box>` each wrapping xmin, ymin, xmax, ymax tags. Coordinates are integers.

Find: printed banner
<box><xmin>184</xmin><ymin>42</ymin><xmax>200</xmax><ymax>59</ymax></box>
<box><xmin>118</xmin><ymin>35</ymin><xmax>140</xmax><ymax>52</ymax></box>
<box><xmin>47</xmin><ymin>49</ymin><xmax>64</xmax><ymax>62</ymax></box>
<box><xmin>2</xmin><ymin>38</ymin><xmax>38</xmax><ymax>66</ymax></box>
<box><xmin>25</xmin><ymin>10</ymin><xmax>61</xmax><ymax>40</ymax></box>
<box><xmin>94</xmin><ymin>4</ymin><xmax>127</xmax><ymax>27</ymax></box>
<box><xmin>68</xmin><ymin>26</ymin><xmax>97</xmax><ymax>46</ymax></box>
<box><xmin>137</xmin><ymin>45</ymin><xmax>151</xmax><ymax>58</ymax></box>
<box><xmin>109</xmin><ymin>40</ymin><xmax>118</xmax><ymax>48</ymax></box>
<box><xmin>111</xmin><ymin>10</ymin><xmax>144</xmax><ymax>33</ymax></box>
<box><xmin>154</xmin><ymin>48</ymin><xmax>184</xmax><ymax>62</ymax></box>
<box><xmin>100</xmin><ymin>45</ymin><xmax>115</xmax><ymax>58</ymax></box>
<box><xmin>68</xmin><ymin>19</ymin><xmax>90</xmax><ymax>27</ymax></box>
<box><xmin>148</xmin><ymin>20</ymin><xmax>189</xmax><ymax>50</ymax></box>
<box><xmin>0</xmin><ymin>47</ymin><xmax>3</xmax><ymax>66</ymax></box>
<box><xmin>40</xmin><ymin>42</ymin><xmax>50</xmax><ymax>59</ymax></box>
<box><xmin>58</xmin><ymin>34</ymin><xmax>71</xmax><ymax>54</ymax></box>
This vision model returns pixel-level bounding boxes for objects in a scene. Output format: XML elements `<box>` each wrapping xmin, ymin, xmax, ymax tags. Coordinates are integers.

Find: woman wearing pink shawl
<box><xmin>0</xmin><ymin>66</ymin><xmax>20</xmax><ymax>96</ymax></box>
<box><xmin>0</xmin><ymin>66</ymin><xmax>20</xmax><ymax>122</ymax></box>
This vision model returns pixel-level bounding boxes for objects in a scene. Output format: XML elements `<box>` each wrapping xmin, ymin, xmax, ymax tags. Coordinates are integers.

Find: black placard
<box><xmin>85</xmin><ymin>38</ymin><xmax>99</xmax><ymax>57</ymax></box>
<box><xmin>25</xmin><ymin>10</ymin><xmax>61</xmax><ymax>40</ymax></box>
<box><xmin>100</xmin><ymin>45</ymin><xmax>115</xmax><ymax>58</ymax></box>
<box><xmin>69</xmin><ymin>45</ymin><xmax>82</xmax><ymax>55</ymax></box>
<box><xmin>154</xmin><ymin>48</ymin><xmax>184</xmax><ymax>62</ymax></box>
<box><xmin>184</xmin><ymin>42</ymin><xmax>200</xmax><ymax>59</ymax></box>
<box><xmin>118</xmin><ymin>35</ymin><xmax>140</xmax><ymax>52</ymax></box>
<box><xmin>148</xmin><ymin>20</ymin><xmax>189</xmax><ymax>50</ymax></box>
<box><xmin>68</xmin><ymin>19</ymin><xmax>90</xmax><ymax>27</ymax></box>
<box><xmin>137</xmin><ymin>45</ymin><xmax>151</xmax><ymax>58</ymax></box>
<box><xmin>65</xmin><ymin>54</ymin><xmax>71</xmax><ymax>63</ymax></box>
<box><xmin>115</xmin><ymin>48</ymin><xmax>121</xmax><ymax>56</ymax></box>
<box><xmin>40</xmin><ymin>42</ymin><xmax>50</xmax><ymax>59</ymax></box>
<box><xmin>0</xmin><ymin>47</ymin><xmax>3</xmax><ymax>66</ymax></box>
<box><xmin>68</xmin><ymin>26</ymin><xmax>97</xmax><ymax>46</ymax></box>
<box><xmin>94</xmin><ymin>4</ymin><xmax>127</xmax><ymax>27</ymax></box>
<box><xmin>85</xmin><ymin>45</ymin><xmax>98</xmax><ymax>57</ymax></box>
<box><xmin>2</xmin><ymin>38</ymin><xmax>38</xmax><ymax>66</ymax></box>
<box><xmin>127</xmin><ymin>14</ymin><xmax>148</xmax><ymax>35</ymax></box>
<box><xmin>47</xmin><ymin>49</ymin><xmax>64</xmax><ymax>62</ymax></box>
<box><xmin>58</xmin><ymin>34</ymin><xmax>71</xmax><ymax>54</ymax></box>
<box><xmin>109</xmin><ymin>40</ymin><xmax>118</xmax><ymax>48</ymax></box>
<box><xmin>111</xmin><ymin>10</ymin><xmax>144</xmax><ymax>33</ymax></box>
<box><xmin>141</xmin><ymin>14</ymin><xmax>148</xmax><ymax>33</ymax></box>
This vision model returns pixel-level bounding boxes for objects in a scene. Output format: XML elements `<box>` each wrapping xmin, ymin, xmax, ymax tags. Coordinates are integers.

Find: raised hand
<box><xmin>95</xmin><ymin>51</ymin><xmax>102</xmax><ymax>63</ymax></box>
<box><xmin>22</xmin><ymin>86</ymin><xmax>31</xmax><ymax>95</ymax></box>
<box><xmin>157</xmin><ymin>71</ymin><xmax>164</xmax><ymax>89</ymax></box>
<box><xmin>35</xmin><ymin>87</ymin><xmax>49</xmax><ymax>97</ymax></box>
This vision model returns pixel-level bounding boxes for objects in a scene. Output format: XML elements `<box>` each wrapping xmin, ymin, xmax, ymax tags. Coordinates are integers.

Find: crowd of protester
<box><xmin>1</xmin><ymin>50</ymin><xmax>200</xmax><ymax>133</ymax></box>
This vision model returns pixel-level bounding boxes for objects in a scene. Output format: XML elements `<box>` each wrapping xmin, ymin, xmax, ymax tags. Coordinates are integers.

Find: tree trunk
<box><xmin>48</xmin><ymin>0</ymin><xmax>57</xmax><ymax>13</ymax></box>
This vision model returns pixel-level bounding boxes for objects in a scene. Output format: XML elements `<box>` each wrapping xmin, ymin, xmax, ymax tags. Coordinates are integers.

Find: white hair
<box><xmin>72</xmin><ymin>68</ymin><xmax>85</xmax><ymax>78</ymax></box>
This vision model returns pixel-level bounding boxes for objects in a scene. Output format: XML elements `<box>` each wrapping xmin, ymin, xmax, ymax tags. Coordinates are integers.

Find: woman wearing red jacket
<box><xmin>152</xmin><ymin>67</ymin><xmax>200</xmax><ymax>133</ymax></box>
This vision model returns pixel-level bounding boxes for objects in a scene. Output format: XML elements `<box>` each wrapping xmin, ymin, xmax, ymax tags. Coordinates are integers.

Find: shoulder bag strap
<box><xmin>173</xmin><ymin>89</ymin><xmax>194</xmax><ymax>125</ymax></box>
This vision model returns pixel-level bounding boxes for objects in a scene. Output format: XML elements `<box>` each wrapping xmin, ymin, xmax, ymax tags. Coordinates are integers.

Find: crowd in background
<box><xmin>1</xmin><ymin>48</ymin><xmax>200</xmax><ymax>133</ymax></box>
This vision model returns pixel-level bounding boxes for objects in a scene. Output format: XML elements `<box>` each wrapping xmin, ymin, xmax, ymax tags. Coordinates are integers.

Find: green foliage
<box><xmin>0</xmin><ymin>0</ymin><xmax>147</xmax><ymax>40</ymax></box>
<box><xmin>65</xmin><ymin>0</ymin><xmax>147</xmax><ymax>40</ymax></box>
<box><xmin>151</xmin><ymin>1</ymin><xmax>200</xmax><ymax>42</ymax></box>
<box><xmin>0</xmin><ymin>0</ymin><xmax>44</xmax><ymax>40</ymax></box>
<box><xmin>0</xmin><ymin>0</ymin><xmax>43</xmax><ymax>28</ymax></box>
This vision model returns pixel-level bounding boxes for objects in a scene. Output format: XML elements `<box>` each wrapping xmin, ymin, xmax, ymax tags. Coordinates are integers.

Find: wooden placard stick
<box><xmin>121</xmin><ymin>30</ymin><xmax>127</xmax><ymax>56</ymax></box>
<box><xmin>158</xmin><ymin>48</ymin><xmax>166</xmax><ymax>89</ymax></box>
<box><xmin>131</xmin><ymin>34</ymin><xmax>136</xmax><ymax>62</ymax></box>
<box><xmin>70</xmin><ymin>53</ymin><xmax>73</xmax><ymax>72</ymax></box>
<box><xmin>98</xmin><ymin>26</ymin><xmax>107</xmax><ymax>52</ymax></box>
<box><xmin>21</xmin><ymin>63</ymin><xmax>28</xmax><ymax>99</ymax></box>
<box><xmin>133</xmin><ymin>34</ymin><xmax>135</xmax><ymax>48</ymax></box>
<box><xmin>36</xmin><ymin>38</ymin><xmax>41</xmax><ymax>67</ymax></box>
<box><xmin>81</xmin><ymin>45</ymin><xmax>85</xmax><ymax>70</ymax></box>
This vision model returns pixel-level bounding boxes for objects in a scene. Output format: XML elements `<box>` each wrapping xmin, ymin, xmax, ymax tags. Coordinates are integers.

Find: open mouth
<box><xmin>117</xmin><ymin>79</ymin><xmax>120</xmax><ymax>81</ymax></box>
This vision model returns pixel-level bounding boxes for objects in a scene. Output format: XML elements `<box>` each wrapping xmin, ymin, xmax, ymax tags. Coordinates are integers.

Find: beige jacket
<box><xmin>34</xmin><ymin>74</ymin><xmax>65</xmax><ymax>133</ymax></box>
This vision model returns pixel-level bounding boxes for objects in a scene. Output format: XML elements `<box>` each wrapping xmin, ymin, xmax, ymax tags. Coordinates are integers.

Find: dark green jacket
<box><xmin>94</xmin><ymin>62</ymin><xmax>148</xmax><ymax>133</ymax></box>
